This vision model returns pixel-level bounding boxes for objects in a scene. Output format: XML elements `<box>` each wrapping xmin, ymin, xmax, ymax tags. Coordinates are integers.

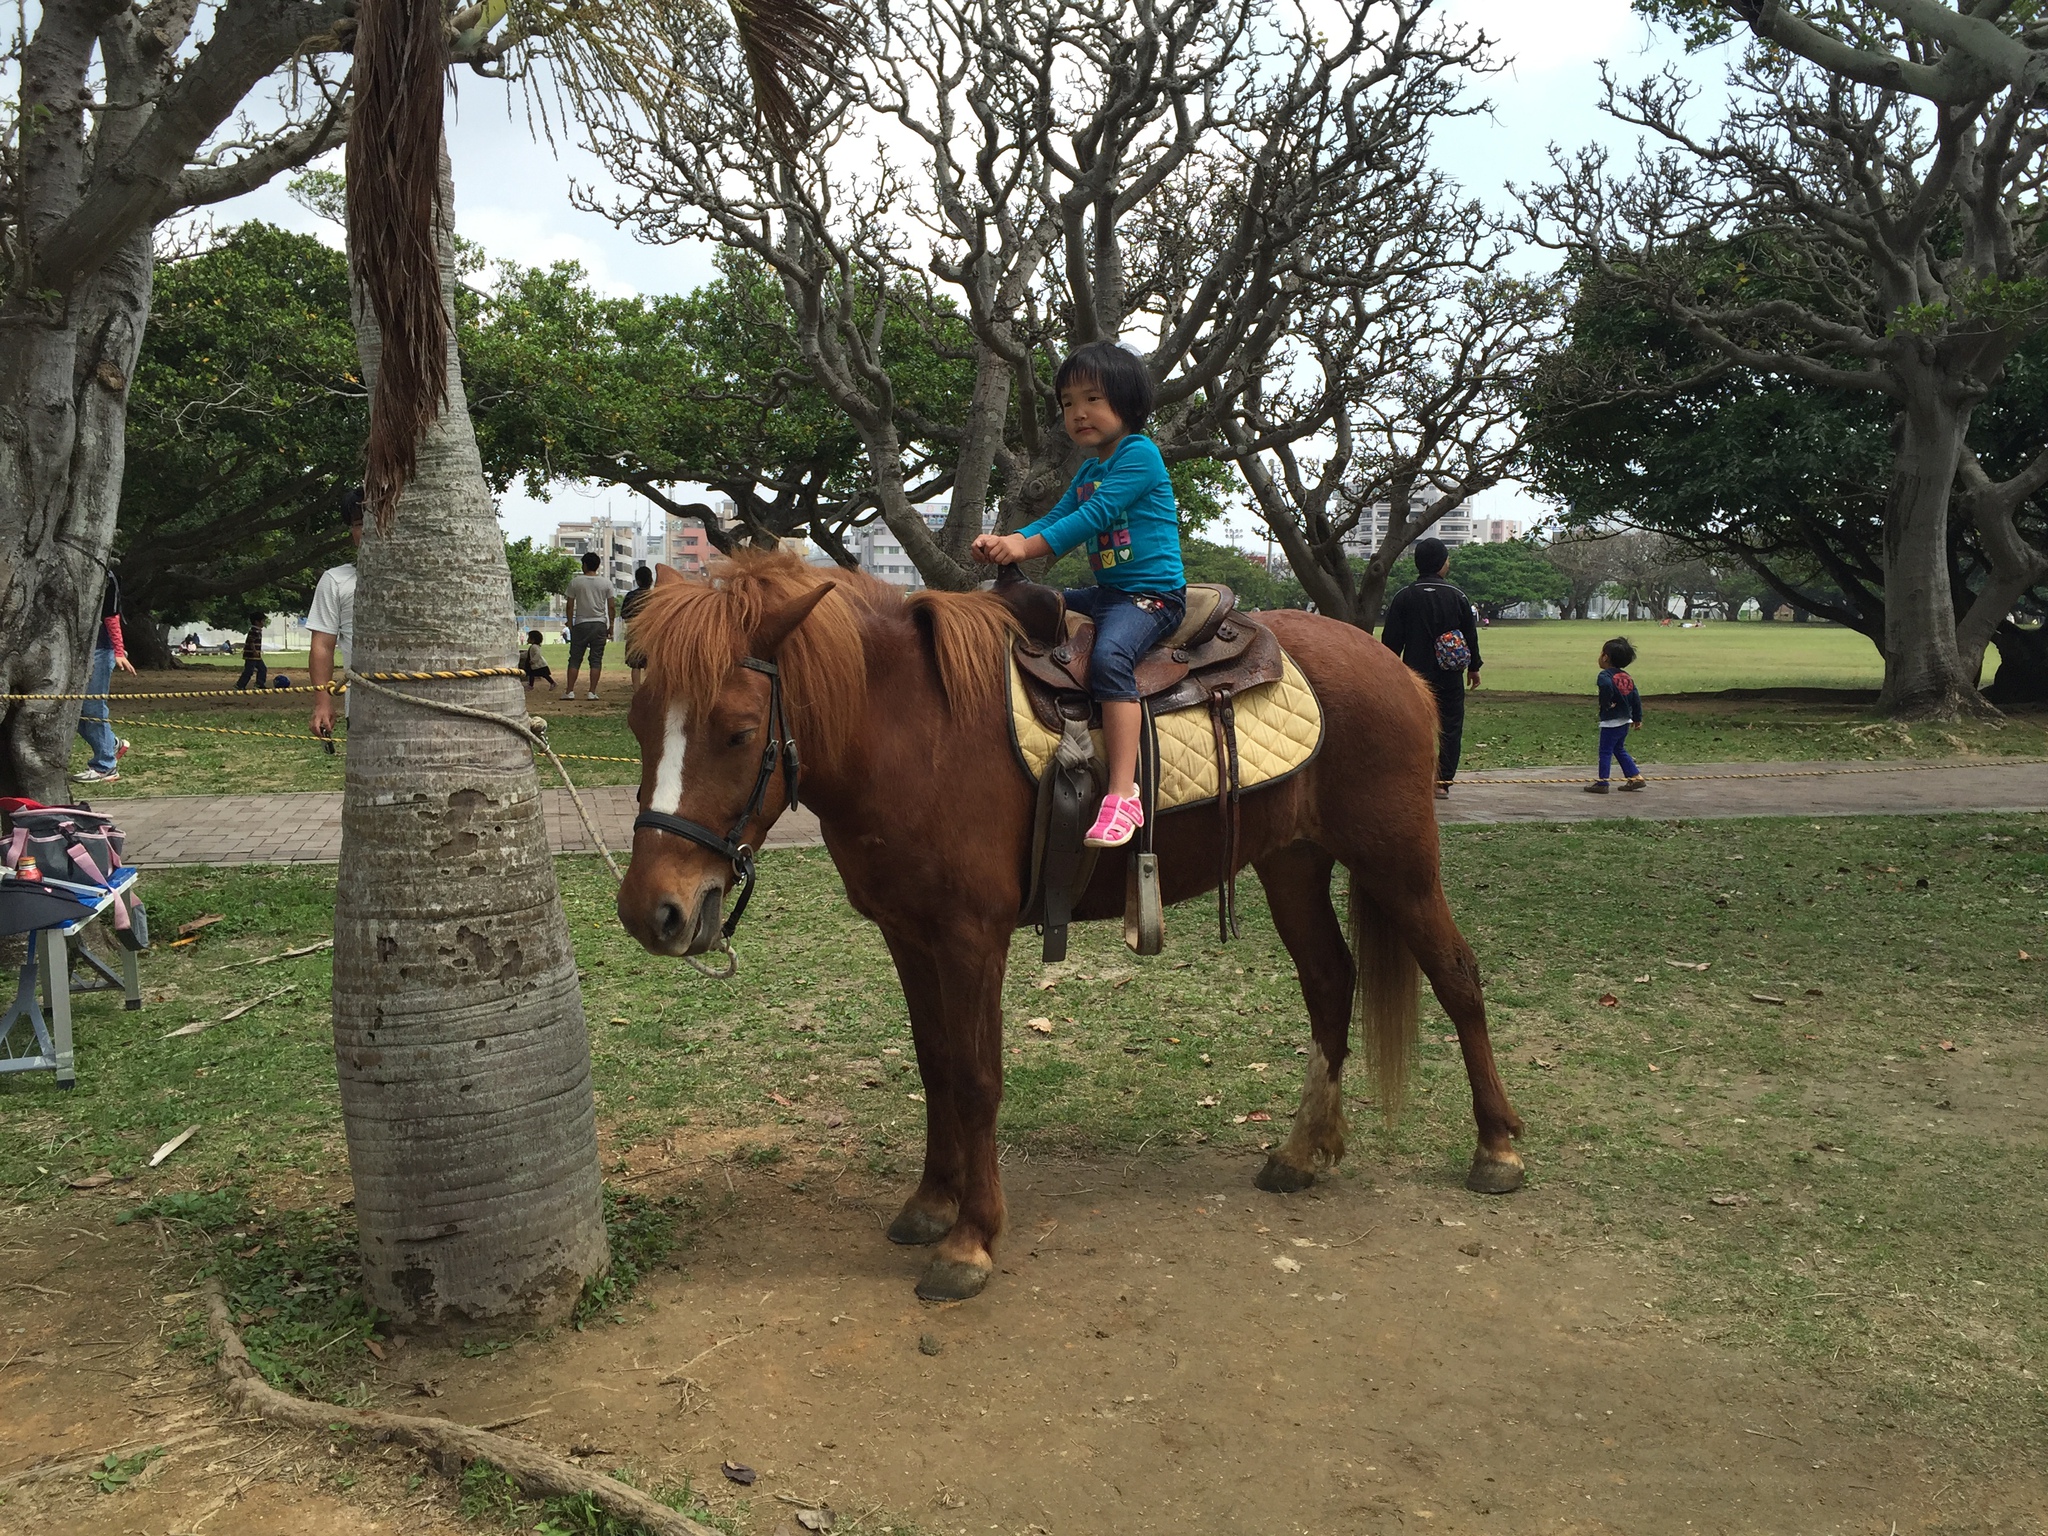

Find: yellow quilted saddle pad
<box><xmin>1008</xmin><ymin>648</ymin><xmax>1324</xmax><ymax>812</ymax></box>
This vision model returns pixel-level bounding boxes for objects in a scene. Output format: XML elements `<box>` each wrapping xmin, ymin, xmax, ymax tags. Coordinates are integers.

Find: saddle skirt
<box><xmin>1006</xmin><ymin>644</ymin><xmax>1324</xmax><ymax>812</ymax></box>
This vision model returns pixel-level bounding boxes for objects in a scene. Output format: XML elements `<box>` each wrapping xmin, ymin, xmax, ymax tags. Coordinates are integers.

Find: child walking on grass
<box><xmin>1586</xmin><ymin>636</ymin><xmax>1645</xmax><ymax>793</ymax></box>
<box><xmin>521</xmin><ymin>630</ymin><xmax>556</xmax><ymax>692</ymax></box>
<box><xmin>970</xmin><ymin>341</ymin><xmax>1187</xmax><ymax>848</ymax></box>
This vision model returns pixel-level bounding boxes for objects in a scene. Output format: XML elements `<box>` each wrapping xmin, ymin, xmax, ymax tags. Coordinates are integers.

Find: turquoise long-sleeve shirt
<box><xmin>1020</xmin><ymin>433</ymin><xmax>1186</xmax><ymax>593</ymax></box>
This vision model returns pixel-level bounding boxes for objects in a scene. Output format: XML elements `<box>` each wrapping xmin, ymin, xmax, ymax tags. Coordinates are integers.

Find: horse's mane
<box><xmin>632</xmin><ymin>548</ymin><xmax>1019</xmax><ymax>763</ymax></box>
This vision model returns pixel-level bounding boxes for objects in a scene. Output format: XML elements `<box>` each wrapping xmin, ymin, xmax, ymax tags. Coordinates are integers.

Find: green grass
<box><xmin>1461</xmin><ymin>691</ymin><xmax>2048</xmax><ymax>771</ymax></box>
<box><xmin>6</xmin><ymin>821</ymin><xmax>2046</xmax><ymax>1453</ymax></box>
<box><xmin>1470</xmin><ymin>616</ymin><xmax>1998</xmax><ymax>693</ymax></box>
<box><xmin>69</xmin><ymin>627</ymin><xmax>2047</xmax><ymax>799</ymax></box>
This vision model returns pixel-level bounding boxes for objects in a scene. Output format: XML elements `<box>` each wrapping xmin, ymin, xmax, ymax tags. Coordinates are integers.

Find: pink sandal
<box><xmin>1084</xmin><ymin>792</ymin><xmax>1144</xmax><ymax>849</ymax></box>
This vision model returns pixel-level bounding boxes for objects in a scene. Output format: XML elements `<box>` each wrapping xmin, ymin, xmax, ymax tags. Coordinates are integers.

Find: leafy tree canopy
<box><xmin>1447</xmin><ymin>539</ymin><xmax>1569</xmax><ymax>619</ymax></box>
<box><xmin>506</xmin><ymin>537</ymin><xmax>579</xmax><ymax>614</ymax></box>
<box><xmin>116</xmin><ymin>222</ymin><xmax>365</xmax><ymax>652</ymax></box>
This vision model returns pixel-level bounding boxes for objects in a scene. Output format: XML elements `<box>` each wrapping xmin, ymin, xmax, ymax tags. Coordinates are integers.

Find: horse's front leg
<box><xmin>881</xmin><ymin>920</ymin><xmax>1011</xmax><ymax>1301</ymax></box>
<box><xmin>879</xmin><ymin>933</ymin><xmax>962</xmax><ymax>1247</ymax></box>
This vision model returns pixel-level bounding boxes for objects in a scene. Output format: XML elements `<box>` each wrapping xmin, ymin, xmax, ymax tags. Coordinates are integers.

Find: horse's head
<box><xmin>617</xmin><ymin>568</ymin><xmax>839</xmax><ymax>956</ymax></box>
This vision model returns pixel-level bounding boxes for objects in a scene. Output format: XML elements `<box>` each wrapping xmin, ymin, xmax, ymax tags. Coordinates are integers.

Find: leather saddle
<box><xmin>993</xmin><ymin>565</ymin><xmax>1284</xmax><ymax>731</ymax></box>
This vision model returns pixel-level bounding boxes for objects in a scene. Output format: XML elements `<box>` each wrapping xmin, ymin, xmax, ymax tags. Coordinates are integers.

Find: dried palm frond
<box><xmin>725</xmin><ymin>0</ymin><xmax>850</xmax><ymax>147</ymax></box>
<box><xmin>346</xmin><ymin>0</ymin><xmax>450</xmax><ymax>529</ymax></box>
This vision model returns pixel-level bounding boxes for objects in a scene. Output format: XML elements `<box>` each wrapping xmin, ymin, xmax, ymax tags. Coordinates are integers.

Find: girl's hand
<box><xmin>972</xmin><ymin>532</ymin><xmax>1028</xmax><ymax>565</ymax></box>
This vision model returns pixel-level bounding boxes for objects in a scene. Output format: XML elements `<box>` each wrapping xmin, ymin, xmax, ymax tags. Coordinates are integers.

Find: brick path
<box><xmin>106</xmin><ymin>758</ymin><xmax>2044</xmax><ymax>867</ymax></box>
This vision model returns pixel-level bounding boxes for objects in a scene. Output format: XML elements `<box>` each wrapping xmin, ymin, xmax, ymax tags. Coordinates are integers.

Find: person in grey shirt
<box><xmin>563</xmin><ymin>551</ymin><xmax>615</xmax><ymax>700</ymax></box>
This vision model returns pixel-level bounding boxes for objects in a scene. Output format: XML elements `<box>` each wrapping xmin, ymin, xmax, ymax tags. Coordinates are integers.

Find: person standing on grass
<box><xmin>1378</xmin><ymin>536</ymin><xmax>1481</xmax><ymax>799</ymax></box>
<box><xmin>71</xmin><ymin>563</ymin><xmax>135</xmax><ymax>784</ymax></box>
<box><xmin>620</xmin><ymin>564</ymin><xmax>655</xmax><ymax>690</ymax></box>
<box><xmin>563</xmin><ymin>551</ymin><xmax>615</xmax><ymax>701</ymax></box>
<box><xmin>308</xmin><ymin>490</ymin><xmax>364</xmax><ymax>744</ymax></box>
<box><xmin>1585</xmin><ymin>636</ymin><xmax>1646</xmax><ymax>793</ymax></box>
<box><xmin>235</xmin><ymin>614</ymin><xmax>267</xmax><ymax>691</ymax></box>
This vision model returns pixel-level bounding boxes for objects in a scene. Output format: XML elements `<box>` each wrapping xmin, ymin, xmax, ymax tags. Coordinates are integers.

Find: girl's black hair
<box><xmin>527</xmin><ymin>629</ymin><xmax>544</xmax><ymax>644</ymax></box>
<box><xmin>1603</xmin><ymin>636</ymin><xmax>1636</xmax><ymax>669</ymax></box>
<box><xmin>1055</xmin><ymin>341</ymin><xmax>1154</xmax><ymax>432</ymax></box>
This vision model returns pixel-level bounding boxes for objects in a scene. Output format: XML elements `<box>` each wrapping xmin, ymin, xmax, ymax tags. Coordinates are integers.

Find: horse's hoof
<box><xmin>886</xmin><ymin>1205</ymin><xmax>955</xmax><ymax>1246</ymax></box>
<box><xmin>915</xmin><ymin>1256</ymin><xmax>991</xmax><ymax>1302</ymax></box>
<box><xmin>1466</xmin><ymin>1152</ymin><xmax>1525</xmax><ymax>1195</ymax></box>
<box><xmin>1254</xmin><ymin>1155</ymin><xmax>1317</xmax><ymax>1194</ymax></box>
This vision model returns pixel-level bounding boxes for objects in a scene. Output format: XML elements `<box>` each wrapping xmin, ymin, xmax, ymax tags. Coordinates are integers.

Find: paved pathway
<box><xmin>107</xmin><ymin>758</ymin><xmax>2046</xmax><ymax>867</ymax></box>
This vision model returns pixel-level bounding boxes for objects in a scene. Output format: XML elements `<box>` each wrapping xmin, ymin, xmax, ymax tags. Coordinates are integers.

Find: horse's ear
<box><xmin>752</xmin><ymin>584</ymin><xmax>836</xmax><ymax>656</ymax></box>
<box><xmin>654</xmin><ymin>562</ymin><xmax>685</xmax><ymax>586</ymax></box>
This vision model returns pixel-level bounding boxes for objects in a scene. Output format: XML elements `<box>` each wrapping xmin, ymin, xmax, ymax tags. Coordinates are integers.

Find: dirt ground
<box><xmin>5</xmin><ymin>1136</ymin><xmax>2043</xmax><ymax>1536</ymax></box>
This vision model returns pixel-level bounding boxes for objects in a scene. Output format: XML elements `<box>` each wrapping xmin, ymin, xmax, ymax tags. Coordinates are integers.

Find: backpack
<box><xmin>1434</xmin><ymin>628</ymin><xmax>1472</xmax><ymax>671</ymax></box>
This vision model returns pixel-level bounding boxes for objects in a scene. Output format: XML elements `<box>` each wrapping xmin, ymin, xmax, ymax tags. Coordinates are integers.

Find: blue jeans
<box><xmin>1066</xmin><ymin>585</ymin><xmax>1185</xmax><ymax>702</ymax></box>
<box><xmin>77</xmin><ymin>644</ymin><xmax>119</xmax><ymax>771</ymax></box>
<box><xmin>1598</xmin><ymin>723</ymin><xmax>1639</xmax><ymax>781</ymax></box>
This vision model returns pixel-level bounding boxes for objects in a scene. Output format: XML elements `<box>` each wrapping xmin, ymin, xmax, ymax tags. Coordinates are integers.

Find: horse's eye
<box><xmin>728</xmin><ymin>727</ymin><xmax>755</xmax><ymax>749</ymax></box>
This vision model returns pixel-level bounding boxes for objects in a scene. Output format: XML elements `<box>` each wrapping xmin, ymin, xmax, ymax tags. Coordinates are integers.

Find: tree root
<box><xmin>201</xmin><ymin>1280</ymin><xmax>721</xmax><ymax>1536</ymax></box>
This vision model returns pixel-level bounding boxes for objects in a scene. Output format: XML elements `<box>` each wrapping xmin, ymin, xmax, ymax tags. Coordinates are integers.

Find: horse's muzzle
<box><xmin>619</xmin><ymin>879</ymin><xmax>726</xmax><ymax>957</ymax></box>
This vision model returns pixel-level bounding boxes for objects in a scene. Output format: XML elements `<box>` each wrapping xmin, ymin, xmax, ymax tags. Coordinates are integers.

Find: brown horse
<box><xmin>616</xmin><ymin>550</ymin><xmax>1523</xmax><ymax>1300</ymax></box>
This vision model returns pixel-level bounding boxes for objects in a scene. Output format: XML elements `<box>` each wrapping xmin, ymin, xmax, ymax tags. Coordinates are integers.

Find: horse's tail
<box><xmin>1347</xmin><ymin>879</ymin><xmax>1420</xmax><ymax>1124</ymax></box>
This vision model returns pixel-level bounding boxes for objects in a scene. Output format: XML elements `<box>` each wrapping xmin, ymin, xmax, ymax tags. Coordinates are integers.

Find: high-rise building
<box><xmin>1339</xmin><ymin>493</ymin><xmax>1521</xmax><ymax>559</ymax></box>
<box><xmin>552</xmin><ymin>513</ymin><xmax>658</xmax><ymax>596</ymax></box>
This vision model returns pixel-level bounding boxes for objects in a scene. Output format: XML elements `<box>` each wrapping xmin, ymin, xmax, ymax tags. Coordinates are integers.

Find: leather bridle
<box><xmin>631</xmin><ymin>656</ymin><xmax>798</xmax><ymax>941</ymax></box>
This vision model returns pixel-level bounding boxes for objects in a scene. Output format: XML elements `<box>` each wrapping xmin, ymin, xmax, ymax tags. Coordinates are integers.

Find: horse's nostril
<box><xmin>653</xmin><ymin>900</ymin><xmax>684</xmax><ymax>942</ymax></box>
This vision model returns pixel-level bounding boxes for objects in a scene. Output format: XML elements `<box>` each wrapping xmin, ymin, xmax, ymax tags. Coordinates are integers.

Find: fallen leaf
<box><xmin>1647</xmin><ymin>1064</ymin><xmax>1661</xmax><ymax>1073</ymax></box>
<box><xmin>1196</xmin><ymin>1095</ymin><xmax>1218</xmax><ymax>1108</ymax></box>
<box><xmin>1026</xmin><ymin>1017</ymin><xmax>1053</xmax><ymax>1034</ymax></box>
<box><xmin>721</xmin><ymin>1461</ymin><xmax>757</xmax><ymax>1486</ymax></box>
<box><xmin>364</xmin><ymin>1338</ymin><xmax>386</xmax><ymax>1361</ymax></box>
<box><xmin>1664</xmin><ymin>960</ymin><xmax>1709</xmax><ymax>971</ymax></box>
<box><xmin>1634</xmin><ymin>975</ymin><xmax>1651</xmax><ymax>983</ymax></box>
<box><xmin>1247</xmin><ymin>1111</ymin><xmax>1272</xmax><ymax>1122</ymax></box>
<box><xmin>148</xmin><ymin>1125</ymin><xmax>199</xmax><ymax>1167</ymax></box>
<box><xmin>1708</xmin><ymin>1193</ymin><xmax>1748</xmax><ymax>1207</ymax></box>
<box><xmin>1805</xmin><ymin>987</ymin><xmax>1824</xmax><ymax>996</ymax></box>
<box><xmin>768</xmin><ymin>1091</ymin><xmax>795</xmax><ymax>1107</ymax></box>
<box><xmin>796</xmin><ymin>1510</ymin><xmax>836</xmax><ymax>1533</ymax></box>
<box><xmin>1272</xmin><ymin>1255</ymin><xmax>1302</xmax><ymax>1273</ymax></box>
<box><xmin>1245</xmin><ymin>1062</ymin><xmax>1269</xmax><ymax>1072</ymax></box>
<box><xmin>1533</xmin><ymin>1057</ymin><xmax>1555</xmax><ymax>1069</ymax></box>
<box><xmin>2021</xmin><ymin>951</ymin><xmax>2034</xmax><ymax>962</ymax></box>
<box><xmin>1938</xmin><ymin>1040</ymin><xmax>1956</xmax><ymax>1052</ymax></box>
<box><xmin>168</xmin><ymin>936</ymin><xmax>199</xmax><ymax>949</ymax></box>
<box><xmin>1436</xmin><ymin>1217</ymin><xmax>1467</xmax><ymax>1227</ymax></box>
<box><xmin>176</xmin><ymin>914</ymin><xmax>225</xmax><ymax>938</ymax></box>
<box><xmin>918</xmin><ymin>1334</ymin><xmax>943</xmax><ymax>1357</ymax></box>
<box><xmin>1231</xmin><ymin>1115</ymin><xmax>1248</xmax><ymax>1124</ymax></box>
<box><xmin>1750</xmin><ymin>993</ymin><xmax>1787</xmax><ymax>1006</ymax></box>
<box><xmin>65</xmin><ymin>1172</ymin><xmax>116</xmax><ymax>1190</ymax></box>
<box><xmin>1035</xmin><ymin>977</ymin><xmax>1057</xmax><ymax>990</ymax></box>
<box><xmin>824</xmin><ymin>1112</ymin><xmax>845</xmax><ymax>1129</ymax></box>
<box><xmin>411</xmin><ymin>1381</ymin><xmax>443</xmax><ymax>1398</ymax></box>
<box><xmin>608</xmin><ymin>1016</ymin><xmax>630</xmax><ymax>1027</ymax></box>
<box><xmin>1458</xmin><ymin>1241</ymin><xmax>1482</xmax><ymax>1257</ymax></box>
<box><xmin>163</xmin><ymin>1019</ymin><xmax>210</xmax><ymax>1038</ymax></box>
<box><xmin>1598</xmin><ymin>993</ymin><xmax>1619</xmax><ymax>1007</ymax></box>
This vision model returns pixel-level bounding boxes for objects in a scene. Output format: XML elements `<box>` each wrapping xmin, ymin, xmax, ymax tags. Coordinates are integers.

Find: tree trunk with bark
<box><xmin>0</xmin><ymin>231</ymin><xmax>153</xmax><ymax>801</ymax></box>
<box><xmin>1878</xmin><ymin>391</ymin><xmax>1994</xmax><ymax>718</ymax></box>
<box><xmin>333</xmin><ymin>141</ymin><xmax>606</xmax><ymax>1326</ymax></box>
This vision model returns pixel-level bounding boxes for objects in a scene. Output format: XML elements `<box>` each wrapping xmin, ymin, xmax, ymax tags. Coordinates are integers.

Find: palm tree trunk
<box><xmin>335</xmin><ymin>137</ymin><xmax>606</xmax><ymax>1325</ymax></box>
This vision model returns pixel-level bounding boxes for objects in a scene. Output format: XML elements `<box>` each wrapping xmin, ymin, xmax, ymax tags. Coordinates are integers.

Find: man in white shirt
<box><xmin>563</xmin><ymin>551</ymin><xmax>616</xmax><ymax>700</ymax></box>
<box><xmin>308</xmin><ymin>490</ymin><xmax>363</xmax><ymax>741</ymax></box>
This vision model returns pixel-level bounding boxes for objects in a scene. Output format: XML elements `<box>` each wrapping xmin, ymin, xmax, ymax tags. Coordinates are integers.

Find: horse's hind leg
<box><xmin>1252</xmin><ymin>845</ymin><xmax>1356</xmax><ymax>1194</ymax></box>
<box><xmin>1371</xmin><ymin>881</ymin><xmax>1526</xmax><ymax>1194</ymax></box>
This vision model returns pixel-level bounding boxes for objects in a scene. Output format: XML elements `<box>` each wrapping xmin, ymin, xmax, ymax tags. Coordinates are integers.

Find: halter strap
<box><xmin>631</xmin><ymin>655</ymin><xmax>800</xmax><ymax>940</ymax></box>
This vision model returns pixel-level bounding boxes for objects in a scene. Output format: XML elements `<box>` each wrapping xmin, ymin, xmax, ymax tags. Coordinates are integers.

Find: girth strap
<box><xmin>1209</xmin><ymin>685</ymin><xmax>1243</xmax><ymax>942</ymax></box>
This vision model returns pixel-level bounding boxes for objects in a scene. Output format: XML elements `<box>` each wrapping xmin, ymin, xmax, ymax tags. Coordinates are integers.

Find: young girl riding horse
<box><xmin>971</xmin><ymin>342</ymin><xmax>1185</xmax><ymax>849</ymax></box>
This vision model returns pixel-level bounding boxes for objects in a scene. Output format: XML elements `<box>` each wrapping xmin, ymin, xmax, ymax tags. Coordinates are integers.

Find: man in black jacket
<box><xmin>1378</xmin><ymin>537</ymin><xmax>1482</xmax><ymax>797</ymax></box>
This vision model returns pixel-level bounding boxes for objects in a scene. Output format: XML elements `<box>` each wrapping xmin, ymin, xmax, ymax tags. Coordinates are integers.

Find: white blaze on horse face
<box><xmin>648</xmin><ymin>702</ymin><xmax>689</xmax><ymax>815</ymax></box>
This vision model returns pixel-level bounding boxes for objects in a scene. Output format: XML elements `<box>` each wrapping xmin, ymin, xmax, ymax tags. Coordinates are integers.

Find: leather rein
<box><xmin>630</xmin><ymin>656</ymin><xmax>799</xmax><ymax>945</ymax></box>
